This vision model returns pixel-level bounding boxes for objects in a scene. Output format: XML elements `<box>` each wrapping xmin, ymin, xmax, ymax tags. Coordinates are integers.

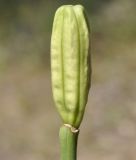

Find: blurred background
<box><xmin>0</xmin><ymin>0</ymin><xmax>136</xmax><ymax>160</ymax></box>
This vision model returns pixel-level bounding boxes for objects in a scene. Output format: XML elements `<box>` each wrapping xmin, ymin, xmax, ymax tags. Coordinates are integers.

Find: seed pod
<box><xmin>51</xmin><ymin>5</ymin><xmax>91</xmax><ymax>128</ymax></box>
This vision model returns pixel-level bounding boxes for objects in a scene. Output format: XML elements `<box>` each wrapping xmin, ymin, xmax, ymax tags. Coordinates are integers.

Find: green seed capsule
<box><xmin>51</xmin><ymin>5</ymin><xmax>91</xmax><ymax>128</ymax></box>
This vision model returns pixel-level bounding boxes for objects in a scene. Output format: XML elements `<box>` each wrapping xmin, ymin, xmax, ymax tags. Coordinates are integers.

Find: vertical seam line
<box><xmin>72</xmin><ymin>8</ymin><xmax>81</xmax><ymax>126</ymax></box>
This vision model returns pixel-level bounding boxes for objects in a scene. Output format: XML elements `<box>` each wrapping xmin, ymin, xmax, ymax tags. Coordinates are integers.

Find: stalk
<box><xmin>59</xmin><ymin>125</ymin><xmax>79</xmax><ymax>160</ymax></box>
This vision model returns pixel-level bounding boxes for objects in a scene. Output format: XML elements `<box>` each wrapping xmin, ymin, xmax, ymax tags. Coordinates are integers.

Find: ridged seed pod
<box><xmin>51</xmin><ymin>5</ymin><xmax>91</xmax><ymax>128</ymax></box>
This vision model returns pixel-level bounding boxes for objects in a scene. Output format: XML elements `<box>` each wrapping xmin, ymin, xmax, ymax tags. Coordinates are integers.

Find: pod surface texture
<box><xmin>51</xmin><ymin>5</ymin><xmax>91</xmax><ymax>128</ymax></box>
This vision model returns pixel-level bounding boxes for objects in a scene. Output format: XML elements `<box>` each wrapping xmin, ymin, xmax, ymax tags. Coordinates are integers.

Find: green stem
<box><xmin>59</xmin><ymin>125</ymin><xmax>79</xmax><ymax>160</ymax></box>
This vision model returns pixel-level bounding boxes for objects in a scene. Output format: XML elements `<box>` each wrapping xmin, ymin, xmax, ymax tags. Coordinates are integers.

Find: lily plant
<box><xmin>51</xmin><ymin>4</ymin><xmax>91</xmax><ymax>160</ymax></box>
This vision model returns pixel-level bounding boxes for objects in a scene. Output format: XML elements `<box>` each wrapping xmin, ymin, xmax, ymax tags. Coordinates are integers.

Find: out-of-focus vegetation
<box><xmin>0</xmin><ymin>0</ymin><xmax>136</xmax><ymax>160</ymax></box>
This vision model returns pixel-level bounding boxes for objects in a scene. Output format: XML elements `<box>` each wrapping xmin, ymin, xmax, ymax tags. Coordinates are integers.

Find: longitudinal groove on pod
<box><xmin>51</xmin><ymin>5</ymin><xmax>91</xmax><ymax>128</ymax></box>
